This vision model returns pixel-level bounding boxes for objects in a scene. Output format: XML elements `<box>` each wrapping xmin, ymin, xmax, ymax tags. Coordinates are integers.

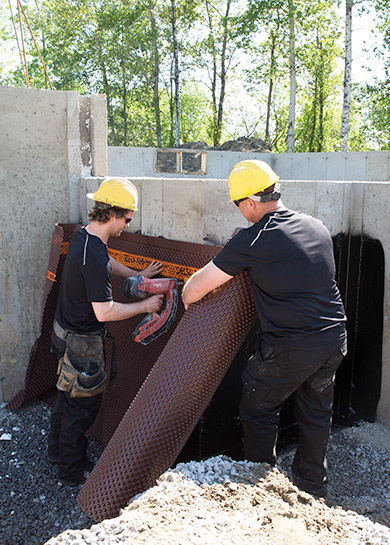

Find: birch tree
<box><xmin>171</xmin><ymin>0</ymin><xmax>180</xmax><ymax>146</ymax></box>
<box><xmin>241</xmin><ymin>0</ymin><xmax>286</xmax><ymax>147</ymax></box>
<box><xmin>340</xmin><ymin>0</ymin><xmax>353</xmax><ymax>151</ymax></box>
<box><xmin>196</xmin><ymin>0</ymin><xmax>238</xmax><ymax>147</ymax></box>
<box><xmin>287</xmin><ymin>0</ymin><xmax>296</xmax><ymax>152</ymax></box>
<box><xmin>150</xmin><ymin>9</ymin><xmax>162</xmax><ymax>147</ymax></box>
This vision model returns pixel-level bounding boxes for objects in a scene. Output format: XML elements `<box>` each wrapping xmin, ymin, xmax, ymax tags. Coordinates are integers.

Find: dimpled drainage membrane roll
<box><xmin>6</xmin><ymin>224</ymin><xmax>256</xmax><ymax>523</ymax></box>
<box><xmin>77</xmin><ymin>272</ymin><xmax>256</xmax><ymax>522</ymax></box>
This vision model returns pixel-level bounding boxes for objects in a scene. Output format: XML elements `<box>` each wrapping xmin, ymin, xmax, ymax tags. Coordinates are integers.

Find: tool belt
<box><xmin>53</xmin><ymin>321</ymin><xmax>117</xmax><ymax>398</ymax></box>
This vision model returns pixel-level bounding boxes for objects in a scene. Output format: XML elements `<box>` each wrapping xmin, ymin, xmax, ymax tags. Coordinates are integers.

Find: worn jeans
<box><xmin>239</xmin><ymin>337</ymin><xmax>347</xmax><ymax>494</ymax></box>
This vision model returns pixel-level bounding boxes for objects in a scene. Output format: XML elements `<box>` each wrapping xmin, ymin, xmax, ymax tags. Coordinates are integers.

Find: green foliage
<box><xmin>353</xmin><ymin>80</ymin><xmax>390</xmax><ymax>150</ymax></box>
<box><xmin>0</xmin><ymin>0</ymin><xmax>389</xmax><ymax>151</ymax></box>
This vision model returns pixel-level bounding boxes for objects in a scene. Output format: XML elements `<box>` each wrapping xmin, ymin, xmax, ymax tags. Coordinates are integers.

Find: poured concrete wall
<box><xmin>1</xmin><ymin>86</ymin><xmax>389</xmax><ymax>428</ymax></box>
<box><xmin>80</xmin><ymin>177</ymin><xmax>390</xmax><ymax>425</ymax></box>
<box><xmin>0</xmin><ymin>86</ymin><xmax>107</xmax><ymax>403</ymax></box>
<box><xmin>108</xmin><ymin>147</ymin><xmax>390</xmax><ymax>182</ymax></box>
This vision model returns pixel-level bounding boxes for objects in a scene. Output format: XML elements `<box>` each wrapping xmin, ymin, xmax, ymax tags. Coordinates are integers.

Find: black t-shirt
<box><xmin>213</xmin><ymin>209</ymin><xmax>346</xmax><ymax>347</ymax></box>
<box><xmin>55</xmin><ymin>227</ymin><xmax>112</xmax><ymax>333</ymax></box>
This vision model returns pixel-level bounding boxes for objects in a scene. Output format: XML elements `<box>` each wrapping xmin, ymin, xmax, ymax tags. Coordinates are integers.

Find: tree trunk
<box><xmin>265</xmin><ymin>31</ymin><xmax>277</xmax><ymax>144</ymax></box>
<box><xmin>205</xmin><ymin>0</ymin><xmax>218</xmax><ymax>146</ymax></box>
<box><xmin>309</xmin><ymin>32</ymin><xmax>319</xmax><ymax>152</ymax></box>
<box><xmin>287</xmin><ymin>0</ymin><xmax>296</xmax><ymax>153</ymax></box>
<box><xmin>309</xmin><ymin>75</ymin><xmax>318</xmax><ymax>152</ymax></box>
<box><xmin>318</xmin><ymin>42</ymin><xmax>325</xmax><ymax>152</ymax></box>
<box><xmin>169</xmin><ymin>60</ymin><xmax>175</xmax><ymax>147</ymax></box>
<box><xmin>171</xmin><ymin>0</ymin><xmax>180</xmax><ymax>147</ymax></box>
<box><xmin>101</xmin><ymin>62</ymin><xmax>118</xmax><ymax>146</ymax></box>
<box><xmin>150</xmin><ymin>11</ymin><xmax>162</xmax><ymax>147</ymax></box>
<box><xmin>340</xmin><ymin>0</ymin><xmax>353</xmax><ymax>151</ymax></box>
<box><xmin>121</xmin><ymin>63</ymin><xmax>128</xmax><ymax>146</ymax></box>
<box><xmin>215</xmin><ymin>0</ymin><xmax>231</xmax><ymax>146</ymax></box>
<box><xmin>205</xmin><ymin>0</ymin><xmax>231</xmax><ymax>147</ymax></box>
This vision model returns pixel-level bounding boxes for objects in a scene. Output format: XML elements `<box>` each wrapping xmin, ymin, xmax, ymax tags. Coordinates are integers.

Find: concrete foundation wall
<box><xmin>80</xmin><ymin>177</ymin><xmax>390</xmax><ymax>425</ymax></box>
<box><xmin>0</xmin><ymin>86</ymin><xmax>107</xmax><ymax>403</ymax></box>
<box><xmin>108</xmin><ymin>147</ymin><xmax>390</xmax><ymax>182</ymax></box>
<box><xmin>1</xmin><ymin>86</ymin><xmax>389</xmax><ymax>428</ymax></box>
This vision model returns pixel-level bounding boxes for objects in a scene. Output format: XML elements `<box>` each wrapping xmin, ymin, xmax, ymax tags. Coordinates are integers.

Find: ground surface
<box><xmin>1</xmin><ymin>401</ymin><xmax>390</xmax><ymax>545</ymax></box>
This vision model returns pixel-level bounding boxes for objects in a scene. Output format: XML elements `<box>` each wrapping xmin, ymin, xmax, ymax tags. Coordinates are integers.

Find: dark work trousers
<box><xmin>48</xmin><ymin>332</ymin><xmax>102</xmax><ymax>481</ymax></box>
<box><xmin>239</xmin><ymin>337</ymin><xmax>347</xmax><ymax>495</ymax></box>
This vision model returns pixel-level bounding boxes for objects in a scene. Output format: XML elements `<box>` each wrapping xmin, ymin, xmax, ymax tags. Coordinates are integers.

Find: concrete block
<box><xmin>315</xmin><ymin>182</ymin><xmax>345</xmax><ymax>236</ymax></box>
<box><xmin>204</xmin><ymin>151</ymin><xmax>224</xmax><ymax>178</ymax></box>
<box><xmin>67</xmin><ymin>92</ymin><xmax>82</xmax><ymax>223</ymax></box>
<box><xmin>203</xmin><ymin>179</ymin><xmax>249</xmax><ymax>246</ymax></box>
<box><xmin>361</xmin><ymin>182</ymin><xmax>390</xmax><ymax>241</ymax></box>
<box><xmin>307</xmin><ymin>154</ymin><xmax>328</xmax><ymax>181</ymax></box>
<box><xmin>289</xmin><ymin>153</ymin><xmax>311</xmax><ymax>180</ymax></box>
<box><xmin>366</xmin><ymin>152</ymin><xmax>390</xmax><ymax>181</ymax></box>
<box><xmin>348</xmin><ymin>182</ymin><xmax>365</xmax><ymax>235</ymax></box>
<box><xmin>162</xmin><ymin>179</ymin><xmax>204</xmax><ymax>244</ymax></box>
<box><xmin>324</xmin><ymin>153</ymin><xmax>347</xmax><ymax>181</ymax></box>
<box><xmin>140</xmin><ymin>178</ymin><xmax>163</xmax><ymax>237</ymax></box>
<box><xmin>273</xmin><ymin>154</ymin><xmax>293</xmax><ymax>180</ymax></box>
<box><xmin>143</xmin><ymin>149</ymin><xmax>157</xmax><ymax>177</ymax></box>
<box><xmin>280</xmin><ymin>180</ymin><xmax>317</xmax><ymax>217</ymax></box>
<box><xmin>344</xmin><ymin>152</ymin><xmax>367</xmax><ymax>181</ymax></box>
<box><xmin>90</xmin><ymin>95</ymin><xmax>108</xmax><ymax>178</ymax></box>
<box><xmin>122</xmin><ymin>178</ymin><xmax>142</xmax><ymax>234</ymax></box>
<box><xmin>108</xmin><ymin>147</ymin><xmax>127</xmax><ymax>177</ymax></box>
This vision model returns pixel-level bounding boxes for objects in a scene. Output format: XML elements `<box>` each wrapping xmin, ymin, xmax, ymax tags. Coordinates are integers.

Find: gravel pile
<box><xmin>1</xmin><ymin>400</ymin><xmax>390</xmax><ymax>545</ymax></box>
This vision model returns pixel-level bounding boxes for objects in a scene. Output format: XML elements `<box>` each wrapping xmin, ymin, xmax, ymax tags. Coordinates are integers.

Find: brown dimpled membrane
<box><xmin>7</xmin><ymin>224</ymin><xmax>256</xmax><ymax>523</ymax></box>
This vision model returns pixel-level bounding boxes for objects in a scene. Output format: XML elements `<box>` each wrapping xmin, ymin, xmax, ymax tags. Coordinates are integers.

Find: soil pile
<box><xmin>1</xmin><ymin>401</ymin><xmax>389</xmax><ymax>545</ymax></box>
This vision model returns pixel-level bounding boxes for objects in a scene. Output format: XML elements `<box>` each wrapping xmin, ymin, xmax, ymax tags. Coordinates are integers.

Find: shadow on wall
<box><xmin>177</xmin><ymin>234</ymin><xmax>385</xmax><ymax>463</ymax></box>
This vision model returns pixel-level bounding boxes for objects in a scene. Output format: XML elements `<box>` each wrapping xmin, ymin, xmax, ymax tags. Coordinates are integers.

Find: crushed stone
<box><xmin>1</xmin><ymin>400</ymin><xmax>389</xmax><ymax>545</ymax></box>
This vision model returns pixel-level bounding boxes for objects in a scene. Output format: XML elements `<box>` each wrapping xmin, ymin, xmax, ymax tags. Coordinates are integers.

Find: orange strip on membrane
<box><xmin>108</xmin><ymin>249</ymin><xmax>198</xmax><ymax>282</ymax></box>
<box><xmin>60</xmin><ymin>242</ymin><xmax>198</xmax><ymax>281</ymax></box>
<box><xmin>47</xmin><ymin>270</ymin><xmax>56</xmax><ymax>282</ymax></box>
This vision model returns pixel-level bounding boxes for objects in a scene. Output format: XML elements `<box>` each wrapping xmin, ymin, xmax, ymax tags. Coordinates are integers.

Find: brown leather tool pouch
<box><xmin>56</xmin><ymin>331</ymin><xmax>107</xmax><ymax>398</ymax></box>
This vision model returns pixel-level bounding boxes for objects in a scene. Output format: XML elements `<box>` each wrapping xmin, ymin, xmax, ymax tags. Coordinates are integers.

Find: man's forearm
<box><xmin>110</xmin><ymin>257</ymin><xmax>137</xmax><ymax>278</ymax></box>
<box><xmin>110</xmin><ymin>257</ymin><xmax>163</xmax><ymax>278</ymax></box>
<box><xmin>182</xmin><ymin>275</ymin><xmax>208</xmax><ymax>306</ymax></box>
<box><xmin>182</xmin><ymin>261</ymin><xmax>233</xmax><ymax>308</ymax></box>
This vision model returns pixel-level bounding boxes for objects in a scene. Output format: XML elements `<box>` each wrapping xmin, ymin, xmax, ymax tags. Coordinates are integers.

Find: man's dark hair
<box><xmin>88</xmin><ymin>202</ymin><xmax>130</xmax><ymax>223</ymax></box>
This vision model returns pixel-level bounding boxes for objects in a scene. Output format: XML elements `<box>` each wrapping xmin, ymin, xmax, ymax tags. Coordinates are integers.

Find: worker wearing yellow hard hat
<box><xmin>48</xmin><ymin>176</ymin><xmax>163</xmax><ymax>486</ymax></box>
<box><xmin>227</xmin><ymin>159</ymin><xmax>280</xmax><ymax>203</ymax></box>
<box><xmin>182</xmin><ymin>158</ymin><xmax>347</xmax><ymax>500</ymax></box>
<box><xmin>86</xmin><ymin>177</ymin><xmax>139</xmax><ymax>211</ymax></box>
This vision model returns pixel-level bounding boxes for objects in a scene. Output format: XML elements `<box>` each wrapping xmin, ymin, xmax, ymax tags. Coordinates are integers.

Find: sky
<box><xmin>351</xmin><ymin>5</ymin><xmax>385</xmax><ymax>83</ymax></box>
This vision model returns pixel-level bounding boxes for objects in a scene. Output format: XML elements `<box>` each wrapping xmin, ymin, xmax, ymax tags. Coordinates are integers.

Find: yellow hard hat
<box><xmin>228</xmin><ymin>160</ymin><xmax>279</xmax><ymax>202</ymax></box>
<box><xmin>87</xmin><ymin>177</ymin><xmax>138</xmax><ymax>211</ymax></box>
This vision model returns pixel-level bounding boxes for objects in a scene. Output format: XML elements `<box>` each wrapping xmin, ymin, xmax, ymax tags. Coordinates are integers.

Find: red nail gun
<box><xmin>120</xmin><ymin>275</ymin><xmax>180</xmax><ymax>345</ymax></box>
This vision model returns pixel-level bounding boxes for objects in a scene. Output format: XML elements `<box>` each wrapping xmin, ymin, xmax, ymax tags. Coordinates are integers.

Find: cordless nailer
<box><xmin>120</xmin><ymin>275</ymin><xmax>180</xmax><ymax>345</ymax></box>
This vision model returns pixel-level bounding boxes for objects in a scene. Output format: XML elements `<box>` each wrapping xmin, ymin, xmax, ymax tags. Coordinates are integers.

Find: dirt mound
<box><xmin>179</xmin><ymin>137</ymin><xmax>271</xmax><ymax>152</ymax></box>
<box><xmin>218</xmin><ymin>137</ymin><xmax>271</xmax><ymax>152</ymax></box>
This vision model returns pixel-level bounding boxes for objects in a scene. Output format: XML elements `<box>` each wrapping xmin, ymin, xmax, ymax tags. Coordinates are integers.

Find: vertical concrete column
<box><xmin>90</xmin><ymin>95</ymin><xmax>108</xmax><ymax>178</ymax></box>
<box><xmin>67</xmin><ymin>91</ymin><xmax>82</xmax><ymax>223</ymax></box>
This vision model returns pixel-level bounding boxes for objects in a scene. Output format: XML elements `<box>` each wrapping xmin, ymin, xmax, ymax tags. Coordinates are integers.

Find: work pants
<box><xmin>48</xmin><ymin>331</ymin><xmax>102</xmax><ymax>481</ymax></box>
<box><xmin>239</xmin><ymin>337</ymin><xmax>346</xmax><ymax>495</ymax></box>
